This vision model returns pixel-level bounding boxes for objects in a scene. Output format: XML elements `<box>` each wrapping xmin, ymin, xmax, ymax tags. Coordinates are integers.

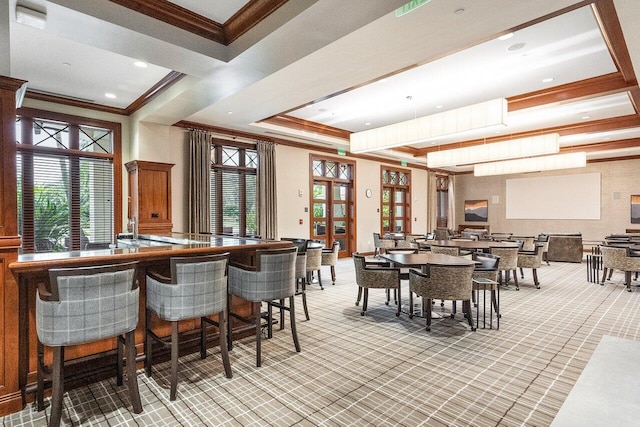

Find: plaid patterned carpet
<box><xmin>3</xmin><ymin>257</ymin><xmax>640</xmax><ymax>426</ymax></box>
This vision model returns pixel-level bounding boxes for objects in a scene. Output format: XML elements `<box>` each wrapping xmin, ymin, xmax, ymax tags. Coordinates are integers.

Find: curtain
<box><xmin>426</xmin><ymin>171</ymin><xmax>437</xmax><ymax>233</ymax></box>
<box><xmin>257</xmin><ymin>140</ymin><xmax>277</xmax><ymax>240</ymax></box>
<box><xmin>188</xmin><ymin>130</ymin><xmax>211</xmax><ymax>234</ymax></box>
<box><xmin>447</xmin><ymin>175</ymin><xmax>455</xmax><ymax>231</ymax></box>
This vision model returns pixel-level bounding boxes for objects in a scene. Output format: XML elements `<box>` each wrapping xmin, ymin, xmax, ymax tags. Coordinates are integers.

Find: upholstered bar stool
<box><xmin>227</xmin><ymin>247</ymin><xmax>300</xmax><ymax>367</ymax></box>
<box><xmin>321</xmin><ymin>241</ymin><xmax>340</xmax><ymax>285</ymax></box>
<box><xmin>36</xmin><ymin>262</ymin><xmax>142</xmax><ymax>427</ymax></box>
<box><xmin>145</xmin><ymin>253</ymin><xmax>232</xmax><ymax>401</ymax></box>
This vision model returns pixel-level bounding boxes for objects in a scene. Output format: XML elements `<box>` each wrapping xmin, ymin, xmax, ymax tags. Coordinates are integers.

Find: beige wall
<box><xmin>275</xmin><ymin>144</ymin><xmax>429</xmax><ymax>253</ymax></box>
<box><xmin>454</xmin><ymin>158</ymin><xmax>640</xmax><ymax>242</ymax></box>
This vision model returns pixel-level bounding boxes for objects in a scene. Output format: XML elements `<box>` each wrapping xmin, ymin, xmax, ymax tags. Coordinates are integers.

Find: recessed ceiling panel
<box><xmin>167</xmin><ymin>0</ymin><xmax>250</xmax><ymax>24</ymax></box>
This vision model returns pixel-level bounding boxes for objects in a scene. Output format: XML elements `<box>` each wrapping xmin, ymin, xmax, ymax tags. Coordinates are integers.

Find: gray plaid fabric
<box><xmin>228</xmin><ymin>251</ymin><xmax>296</xmax><ymax>302</ymax></box>
<box><xmin>36</xmin><ymin>269</ymin><xmax>138</xmax><ymax>347</ymax></box>
<box><xmin>410</xmin><ymin>265</ymin><xmax>474</xmax><ymax>301</ymax></box>
<box><xmin>147</xmin><ymin>259</ymin><xmax>228</xmax><ymax>321</ymax></box>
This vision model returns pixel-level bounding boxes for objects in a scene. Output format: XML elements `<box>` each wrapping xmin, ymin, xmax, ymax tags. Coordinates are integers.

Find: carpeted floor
<box><xmin>3</xmin><ymin>257</ymin><xmax>639</xmax><ymax>426</ymax></box>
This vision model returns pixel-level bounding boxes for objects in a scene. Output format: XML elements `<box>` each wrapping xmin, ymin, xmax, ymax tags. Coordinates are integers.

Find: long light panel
<box><xmin>427</xmin><ymin>133</ymin><xmax>559</xmax><ymax>168</ymax></box>
<box><xmin>350</xmin><ymin>98</ymin><xmax>508</xmax><ymax>154</ymax></box>
<box><xmin>473</xmin><ymin>152</ymin><xmax>587</xmax><ymax>176</ymax></box>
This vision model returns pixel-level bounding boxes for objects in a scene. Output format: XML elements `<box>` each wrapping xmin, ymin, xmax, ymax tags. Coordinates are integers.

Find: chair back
<box><xmin>373</xmin><ymin>232</ymin><xmax>382</xmax><ymax>247</ymax></box>
<box><xmin>230</xmin><ymin>247</ymin><xmax>297</xmax><ymax>302</ymax></box>
<box><xmin>294</xmin><ymin>252</ymin><xmax>307</xmax><ymax>280</ymax></box>
<box><xmin>472</xmin><ymin>252</ymin><xmax>500</xmax><ymax>282</ymax></box>
<box><xmin>148</xmin><ymin>254</ymin><xmax>229</xmax><ymax>321</ymax></box>
<box><xmin>280</xmin><ymin>237</ymin><xmax>308</xmax><ymax>253</ymax></box>
<box><xmin>305</xmin><ymin>246</ymin><xmax>322</xmax><ymax>270</ymax></box>
<box><xmin>434</xmin><ymin>228</ymin><xmax>450</xmax><ymax>240</ymax></box>
<box><xmin>430</xmin><ymin>245</ymin><xmax>459</xmax><ymax>257</ymax></box>
<box><xmin>517</xmin><ymin>244</ymin><xmax>544</xmax><ymax>269</ymax></box>
<box><xmin>352</xmin><ymin>253</ymin><xmax>399</xmax><ymax>290</ymax></box>
<box><xmin>321</xmin><ymin>241</ymin><xmax>340</xmax><ymax>266</ymax></box>
<box><xmin>600</xmin><ymin>245</ymin><xmax>630</xmax><ymax>270</ymax></box>
<box><xmin>410</xmin><ymin>264</ymin><xmax>474</xmax><ymax>301</ymax></box>
<box><xmin>38</xmin><ymin>262</ymin><xmax>139</xmax><ymax>347</ymax></box>
<box><xmin>490</xmin><ymin>247</ymin><xmax>519</xmax><ymax>270</ymax></box>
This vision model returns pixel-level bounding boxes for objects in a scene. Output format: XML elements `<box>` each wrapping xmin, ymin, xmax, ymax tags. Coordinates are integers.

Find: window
<box><xmin>16</xmin><ymin>109</ymin><xmax>121</xmax><ymax>253</ymax></box>
<box><xmin>381</xmin><ymin>167</ymin><xmax>411</xmax><ymax>233</ymax></box>
<box><xmin>210</xmin><ymin>142</ymin><xmax>258</xmax><ymax>237</ymax></box>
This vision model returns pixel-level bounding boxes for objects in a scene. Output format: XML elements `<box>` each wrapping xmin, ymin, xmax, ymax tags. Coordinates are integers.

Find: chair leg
<box><xmin>218</xmin><ymin>310</ymin><xmax>233</xmax><ymax>378</ymax></box>
<box><xmin>426</xmin><ymin>298</ymin><xmax>432</xmax><ymax>331</ymax></box>
<box><xmin>464</xmin><ymin>300</ymin><xmax>475</xmax><ymax>331</ymax></box>
<box><xmin>355</xmin><ymin>286</ymin><xmax>362</xmax><ymax>306</ymax></box>
<box><xmin>331</xmin><ymin>265</ymin><xmax>336</xmax><ymax>284</ymax></box>
<box><xmin>289</xmin><ymin>296</ymin><xmax>301</xmax><ymax>353</ymax></box>
<box><xmin>50</xmin><ymin>346</ymin><xmax>64</xmax><ymax>427</ymax></box>
<box><xmin>533</xmin><ymin>269</ymin><xmax>540</xmax><ymax>289</ymax></box>
<box><xmin>395</xmin><ymin>285</ymin><xmax>401</xmax><ymax>317</ymax></box>
<box><xmin>125</xmin><ymin>331</ymin><xmax>143</xmax><ymax>413</ymax></box>
<box><xmin>117</xmin><ymin>335</ymin><xmax>124</xmax><ymax>386</ymax></box>
<box><xmin>200</xmin><ymin>317</ymin><xmax>207</xmax><ymax>359</ymax></box>
<box><xmin>279</xmin><ymin>298</ymin><xmax>285</xmax><ymax>330</ymax></box>
<box><xmin>608</xmin><ymin>269</ymin><xmax>613</xmax><ymax>280</ymax></box>
<box><xmin>385</xmin><ymin>288</ymin><xmax>390</xmax><ymax>305</ymax></box>
<box><xmin>255</xmin><ymin>302</ymin><xmax>262</xmax><ymax>367</ymax></box>
<box><xmin>409</xmin><ymin>290</ymin><xmax>415</xmax><ymax>319</ymax></box>
<box><xmin>520</xmin><ymin>267</ymin><xmax>524</xmax><ymax>279</ymax></box>
<box><xmin>36</xmin><ymin>340</ymin><xmax>45</xmax><ymax>411</ymax></box>
<box><xmin>227</xmin><ymin>295</ymin><xmax>234</xmax><ymax>351</ymax></box>
<box><xmin>301</xmin><ymin>282</ymin><xmax>310</xmax><ymax>320</ymax></box>
<box><xmin>601</xmin><ymin>267</ymin><xmax>608</xmax><ymax>285</ymax></box>
<box><xmin>626</xmin><ymin>271</ymin><xmax>632</xmax><ymax>292</ymax></box>
<box><xmin>145</xmin><ymin>309</ymin><xmax>153</xmax><ymax>377</ymax></box>
<box><xmin>267</xmin><ymin>302</ymin><xmax>274</xmax><ymax>339</ymax></box>
<box><xmin>170</xmin><ymin>321</ymin><xmax>179</xmax><ymax>401</ymax></box>
<box><xmin>361</xmin><ymin>288</ymin><xmax>368</xmax><ymax>315</ymax></box>
<box><xmin>318</xmin><ymin>270</ymin><xmax>324</xmax><ymax>290</ymax></box>
<box><xmin>513</xmin><ymin>270</ymin><xmax>519</xmax><ymax>291</ymax></box>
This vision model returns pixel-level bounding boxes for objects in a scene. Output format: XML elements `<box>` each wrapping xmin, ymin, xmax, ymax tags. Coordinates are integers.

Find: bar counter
<box><xmin>9</xmin><ymin>233</ymin><xmax>291</xmax><ymax>405</ymax></box>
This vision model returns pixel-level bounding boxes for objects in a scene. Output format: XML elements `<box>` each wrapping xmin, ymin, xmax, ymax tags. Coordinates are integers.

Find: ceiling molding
<box><xmin>107</xmin><ymin>0</ymin><xmax>226</xmax><ymax>43</ymax></box>
<box><xmin>107</xmin><ymin>0</ymin><xmax>290</xmax><ymax>45</ymax></box>
<box><xmin>507</xmin><ymin>72</ymin><xmax>635</xmax><ymax>112</ymax></box>
<box><xmin>592</xmin><ymin>0</ymin><xmax>637</xmax><ymax>84</ymax></box>
<box><xmin>414</xmin><ymin>115</ymin><xmax>640</xmax><ymax>156</ymax></box>
<box><xmin>125</xmin><ymin>71</ymin><xmax>186</xmax><ymax>115</ymax></box>
<box><xmin>24</xmin><ymin>91</ymin><xmax>127</xmax><ymax>116</ymax></box>
<box><xmin>260</xmin><ymin>115</ymin><xmax>351</xmax><ymax>140</ymax></box>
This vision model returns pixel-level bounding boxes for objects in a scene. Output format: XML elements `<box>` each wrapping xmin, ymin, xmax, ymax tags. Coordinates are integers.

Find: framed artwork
<box><xmin>632</xmin><ymin>195</ymin><xmax>640</xmax><ymax>224</ymax></box>
<box><xmin>464</xmin><ymin>199</ymin><xmax>488</xmax><ymax>222</ymax></box>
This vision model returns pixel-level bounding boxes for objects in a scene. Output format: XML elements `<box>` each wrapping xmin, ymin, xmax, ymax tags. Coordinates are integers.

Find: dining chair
<box><xmin>599</xmin><ymin>245</ymin><xmax>640</xmax><ymax>292</ymax></box>
<box><xmin>36</xmin><ymin>262</ymin><xmax>142</xmax><ymax>427</ymax></box>
<box><xmin>352</xmin><ymin>253</ymin><xmax>401</xmax><ymax>317</ymax></box>
<box><xmin>305</xmin><ymin>246</ymin><xmax>323</xmax><ymax>289</ymax></box>
<box><xmin>321</xmin><ymin>241</ymin><xmax>340</xmax><ymax>285</ymax></box>
<box><xmin>408</xmin><ymin>264</ymin><xmax>475</xmax><ymax>331</ymax></box>
<box><xmin>227</xmin><ymin>247</ymin><xmax>300</xmax><ymax>367</ymax></box>
<box><xmin>373</xmin><ymin>232</ymin><xmax>395</xmax><ymax>256</ymax></box>
<box><xmin>517</xmin><ymin>244</ymin><xmax>544</xmax><ymax>290</ymax></box>
<box><xmin>490</xmin><ymin>246</ymin><xmax>519</xmax><ymax>289</ymax></box>
<box><xmin>145</xmin><ymin>253</ymin><xmax>232</xmax><ymax>401</ymax></box>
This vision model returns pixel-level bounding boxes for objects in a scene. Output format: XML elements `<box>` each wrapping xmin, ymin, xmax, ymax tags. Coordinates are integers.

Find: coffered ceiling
<box><xmin>6</xmin><ymin>0</ymin><xmax>640</xmax><ymax>171</ymax></box>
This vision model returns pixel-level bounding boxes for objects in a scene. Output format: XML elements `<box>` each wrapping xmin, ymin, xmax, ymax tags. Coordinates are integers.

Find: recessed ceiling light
<box><xmin>435</xmin><ymin>105</ymin><xmax>444</xmax><ymax>109</ymax></box>
<box><xmin>581</xmin><ymin>115</ymin><xmax>590</xmax><ymax>120</ymax></box>
<box><xmin>454</xmin><ymin>8</ymin><xmax>465</xmax><ymax>15</ymax></box>
<box><xmin>365</xmin><ymin>122</ymin><xmax>371</xmax><ymax>126</ymax></box>
<box><xmin>542</xmin><ymin>77</ymin><xmax>555</xmax><ymax>83</ymax></box>
<box><xmin>507</xmin><ymin>42</ymin><xmax>526</xmax><ymax>51</ymax></box>
<box><xmin>134</xmin><ymin>61</ymin><xmax>148</xmax><ymax>68</ymax></box>
<box><xmin>603</xmin><ymin>136</ymin><xmax>611</xmax><ymax>140</ymax></box>
<box><xmin>105</xmin><ymin>93</ymin><xmax>116</xmax><ymax>99</ymax></box>
<box><xmin>498</xmin><ymin>33</ymin><xmax>514</xmax><ymax>41</ymax></box>
<box><xmin>305</xmin><ymin>104</ymin><xmax>313</xmax><ymax>108</ymax></box>
<box><xmin>227</xmin><ymin>111</ymin><xmax>233</xmax><ymax>115</ymax></box>
<box><xmin>62</xmin><ymin>62</ymin><xmax>71</xmax><ymax>67</ymax></box>
<box><xmin>380</xmin><ymin>78</ymin><xmax>388</xmax><ymax>83</ymax></box>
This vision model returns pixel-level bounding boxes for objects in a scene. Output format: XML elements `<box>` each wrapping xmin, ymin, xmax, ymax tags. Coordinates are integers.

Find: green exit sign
<box><xmin>396</xmin><ymin>0</ymin><xmax>432</xmax><ymax>17</ymax></box>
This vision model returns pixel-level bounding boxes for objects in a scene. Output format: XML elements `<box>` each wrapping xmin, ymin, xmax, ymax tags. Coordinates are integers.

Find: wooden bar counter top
<box><xmin>9</xmin><ymin>233</ymin><xmax>291</xmax><ymax>406</ymax></box>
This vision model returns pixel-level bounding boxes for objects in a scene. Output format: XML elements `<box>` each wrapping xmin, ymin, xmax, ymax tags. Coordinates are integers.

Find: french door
<box><xmin>380</xmin><ymin>168</ymin><xmax>411</xmax><ymax>233</ymax></box>
<box><xmin>310</xmin><ymin>157</ymin><xmax>354</xmax><ymax>256</ymax></box>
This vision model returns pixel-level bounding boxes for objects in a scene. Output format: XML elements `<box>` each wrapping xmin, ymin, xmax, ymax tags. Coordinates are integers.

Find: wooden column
<box><xmin>0</xmin><ymin>75</ymin><xmax>27</xmax><ymax>415</ymax></box>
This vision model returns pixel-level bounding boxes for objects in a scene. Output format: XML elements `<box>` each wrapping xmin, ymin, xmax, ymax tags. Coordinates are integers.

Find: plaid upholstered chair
<box><xmin>600</xmin><ymin>245</ymin><xmax>640</xmax><ymax>292</ymax></box>
<box><xmin>352</xmin><ymin>253</ymin><xmax>401</xmax><ymax>317</ymax></box>
<box><xmin>517</xmin><ymin>244</ymin><xmax>544</xmax><ymax>290</ymax></box>
<box><xmin>305</xmin><ymin>246</ymin><xmax>324</xmax><ymax>290</ymax></box>
<box><xmin>36</xmin><ymin>262</ymin><xmax>142</xmax><ymax>427</ymax></box>
<box><xmin>227</xmin><ymin>247</ymin><xmax>300</xmax><ymax>367</ymax></box>
<box><xmin>490</xmin><ymin>246</ymin><xmax>520</xmax><ymax>289</ymax></box>
<box><xmin>409</xmin><ymin>264</ymin><xmax>475</xmax><ymax>331</ymax></box>
<box><xmin>373</xmin><ymin>232</ymin><xmax>395</xmax><ymax>256</ymax></box>
<box><xmin>145</xmin><ymin>253</ymin><xmax>232</xmax><ymax>401</ymax></box>
<box><xmin>321</xmin><ymin>241</ymin><xmax>340</xmax><ymax>285</ymax></box>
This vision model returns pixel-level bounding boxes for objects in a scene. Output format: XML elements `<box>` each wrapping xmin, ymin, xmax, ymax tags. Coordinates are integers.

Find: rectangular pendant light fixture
<box><xmin>350</xmin><ymin>98</ymin><xmax>508</xmax><ymax>154</ymax></box>
<box><xmin>473</xmin><ymin>152</ymin><xmax>587</xmax><ymax>176</ymax></box>
<box><xmin>427</xmin><ymin>133</ymin><xmax>560</xmax><ymax>168</ymax></box>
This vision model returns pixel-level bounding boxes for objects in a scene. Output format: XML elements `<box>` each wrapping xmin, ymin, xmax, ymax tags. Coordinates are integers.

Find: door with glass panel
<box><xmin>380</xmin><ymin>168</ymin><xmax>411</xmax><ymax>234</ymax></box>
<box><xmin>310</xmin><ymin>157</ymin><xmax>354</xmax><ymax>256</ymax></box>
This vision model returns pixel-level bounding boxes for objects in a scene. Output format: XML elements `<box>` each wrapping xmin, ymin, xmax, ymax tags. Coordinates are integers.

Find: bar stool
<box><xmin>35</xmin><ymin>262</ymin><xmax>142</xmax><ymax>427</ymax></box>
<box><xmin>227</xmin><ymin>247</ymin><xmax>300</xmax><ymax>367</ymax></box>
<box><xmin>145</xmin><ymin>253</ymin><xmax>232</xmax><ymax>401</ymax></box>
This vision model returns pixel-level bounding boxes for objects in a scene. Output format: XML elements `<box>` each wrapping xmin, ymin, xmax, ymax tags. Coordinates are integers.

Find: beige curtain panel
<box><xmin>188</xmin><ymin>130</ymin><xmax>211</xmax><ymax>234</ymax></box>
<box><xmin>257</xmin><ymin>141</ymin><xmax>277</xmax><ymax>240</ymax></box>
<box><xmin>426</xmin><ymin>171</ymin><xmax>437</xmax><ymax>233</ymax></box>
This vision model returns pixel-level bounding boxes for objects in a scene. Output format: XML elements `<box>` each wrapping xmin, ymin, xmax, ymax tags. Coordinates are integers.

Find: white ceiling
<box><xmin>5</xmin><ymin>0</ymin><xmax>640</xmax><ymax>171</ymax></box>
